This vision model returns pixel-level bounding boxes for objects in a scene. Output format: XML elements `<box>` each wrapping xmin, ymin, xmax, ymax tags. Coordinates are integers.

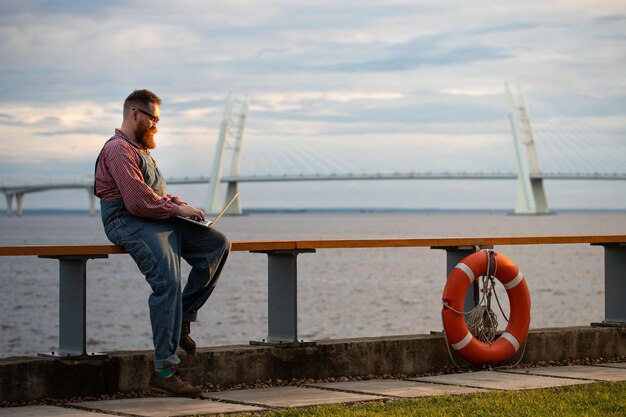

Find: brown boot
<box><xmin>179</xmin><ymin>321</ymin><xmax>196</xmax><ymax>354</ymax></box>
<box><xmin>149</xmin><ymin>372</ymin><xmax>202</xmax><ymax>397</ymax></box>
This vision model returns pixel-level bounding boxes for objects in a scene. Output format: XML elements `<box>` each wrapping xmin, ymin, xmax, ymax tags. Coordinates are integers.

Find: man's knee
<box><xmin>222</xmin><ymin>234</ymin><xmax>232</xmax><ymax>253</ymax></box>
<box><xmin>211</xmin><ymin>228</ymin><xmax>231</xmax><ymax>254</ymax></box>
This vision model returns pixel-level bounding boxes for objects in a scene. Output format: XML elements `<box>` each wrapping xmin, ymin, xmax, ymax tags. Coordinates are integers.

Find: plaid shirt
<box><xmin>95</xmin><ymin>129</ymin><xmax>185</xmax><ymax>219</ymax></box>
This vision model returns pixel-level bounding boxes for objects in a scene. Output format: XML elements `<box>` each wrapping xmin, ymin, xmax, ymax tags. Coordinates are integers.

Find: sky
<box><xmin>1</xmin><ymin>0</ymin><xmax>625</xmax><ymax>211</ymax></box>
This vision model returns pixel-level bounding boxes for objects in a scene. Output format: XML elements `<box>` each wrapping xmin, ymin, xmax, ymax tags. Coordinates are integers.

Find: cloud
<box><xmin>0</xmin><ymin>0</ymin><xmax>625</xmax><ymax>210</ymax></box>
<box><xmin>321</xmin><ymin>44</ymin><xmax>509</xmax><ymax>72</ymax></box>
<box><xmin>594</xmin><ymin>14</ymin><xmax>626</xmax><ymax>23</ymax></box>
<box><xmin>34</xmin><ymin>129</ymin><xmax>101</xmax><ymax>137</ymax></box>
<box><xmin>310</xmin><ymin>23</ymin><xmax>548</xmax><ymax>73</ymax></box>
<box><xmin>0</xmin><ymin>0</ymin><xmax>122</xmax><ymax>16</ymax></box>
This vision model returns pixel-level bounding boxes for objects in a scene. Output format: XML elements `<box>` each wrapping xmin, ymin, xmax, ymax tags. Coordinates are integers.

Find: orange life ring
<box><xmin>442</xmin><ymin>251</ymin><xmax>531</xmax><ymax>366</ymax></box>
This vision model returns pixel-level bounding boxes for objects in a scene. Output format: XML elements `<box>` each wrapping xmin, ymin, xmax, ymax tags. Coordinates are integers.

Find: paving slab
<box><xmin>70</xmin><ymin>396</ymin><xmax>264</xmax><ymax>417</ymax></box>
<box><xmin>503</xmin><ymin>365</ymin><xmax>626</xmax><ymax>381</ymax></box>
<box><xmin>203</xmin><ymin>386</ymin><xmax>382</xmax><ymax>408</ymax></box>
<box><xmin>307</xmin><ymin>378</ymin><xmax>485</xmax><ymax>398</ymax></box>
<box><xmin>0</xmin><ymin>405</ymin><xmax>111</xmax><ymax>417</ymax></box>
<box><xmin>409</xmin><ymin>370</ymin><xmax>591</xmax><ymax>390</ymax></box>
<box><xmin>595</xmin><ymin>362</ymin><xmax>626</xmax><ymax>369</ymax></box>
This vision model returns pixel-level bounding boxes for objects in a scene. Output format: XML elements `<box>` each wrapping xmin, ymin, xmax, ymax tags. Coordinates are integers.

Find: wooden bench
<box><xmin>1</xmin><ymin>234</ymin><xmax>625</xmax><ymax>358</ymax></box>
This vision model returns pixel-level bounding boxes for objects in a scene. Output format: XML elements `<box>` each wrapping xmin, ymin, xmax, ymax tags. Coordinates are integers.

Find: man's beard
<box><xmin>135</xmin><ymin>125</ymin><xmax>157</xmax><ymax>149</ymax></box>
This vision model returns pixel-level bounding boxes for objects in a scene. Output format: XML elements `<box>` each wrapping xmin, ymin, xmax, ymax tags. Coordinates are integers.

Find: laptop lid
<box><xmin>211</xmin><ymin>192</ymin><xmax>240</xmax><ymax>225</ymax></box>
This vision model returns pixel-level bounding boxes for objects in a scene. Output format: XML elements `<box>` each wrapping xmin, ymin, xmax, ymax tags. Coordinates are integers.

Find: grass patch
<box><xmin>260</xmin><ymin>381</ymin><xmax>626</xmax><ymax>417</ymax></box>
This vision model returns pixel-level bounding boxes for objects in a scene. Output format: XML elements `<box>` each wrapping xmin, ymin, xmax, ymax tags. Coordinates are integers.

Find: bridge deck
<box><xmin>3</xmin><ymin>172</ymin><xmax>626</xmax><ymax>194</ymax></box>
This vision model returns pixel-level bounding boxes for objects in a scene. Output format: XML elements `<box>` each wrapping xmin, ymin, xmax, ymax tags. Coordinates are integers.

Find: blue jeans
<box><xmin>101</xmin><ymin>200</ymin><xmax>231</xmax><ymax>368</ymax></box>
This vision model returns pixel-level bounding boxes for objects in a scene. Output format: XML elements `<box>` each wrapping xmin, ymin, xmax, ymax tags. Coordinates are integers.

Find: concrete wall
<box><xmin>1</xmin><ymin>326</ymin><xmax>625</xmax><ymax>402</ymax></box>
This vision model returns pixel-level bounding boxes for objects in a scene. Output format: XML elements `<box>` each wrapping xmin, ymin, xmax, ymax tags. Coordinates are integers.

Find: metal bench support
<box><xmin>432</xmin><ymin>245</ymin><xmax>491</xmax><ymax>312</ymax></box>
<box><xmin>598</xmin><ymin>243</ymin><xmax>626</xmax><ymax>325</ymax></box>
<box><xmin>39</xmin><ymin>255</ymin><xmax>108</xmax><ymax>358</ymax></box>
<box><xmin>251</xmin><ymin>249</ymin><xmax>315</xmax><ymax>346</ymax></box>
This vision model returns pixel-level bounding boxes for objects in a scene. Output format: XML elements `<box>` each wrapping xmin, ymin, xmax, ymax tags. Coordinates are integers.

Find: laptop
<box><xmin>177</xmin><ymin>192</ymin><xmax>240</xmax><ymax>228</ymax></box>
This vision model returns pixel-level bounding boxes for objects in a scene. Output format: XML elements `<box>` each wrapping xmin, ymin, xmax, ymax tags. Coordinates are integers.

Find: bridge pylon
<box><xmin>206</xmin><ymin>94</ymin><xmax>248</xmax><ymax>215</ymax></box>
<box><xmin>225</xmin><ymin>96</ymin><xmax>249</xmax><ymax>215</ymax></box>
<box><xmin>506</xmin><ymin>83</ymin><xmax>549</xmax><ymax>214</ymax></box>
<box><xmin>5</xmin><ymin>193</ymin><xmax>14</xmax><ymax>217</ymax></box>
<box><xmin>16</xmin><ymin>193</ymin><xmax>24</xmax><ymax>217</ymax></box>
<box><xmin>3</xmin><ymin>192</ymin><xmax>25</xmax><ymax>217</ymax></box>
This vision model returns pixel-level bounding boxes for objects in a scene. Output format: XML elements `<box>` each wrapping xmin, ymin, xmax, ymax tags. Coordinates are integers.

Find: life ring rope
<box><xmin>441</xmin><ymin>308</ymin><xmax>528</xmax><ymax>370</ymax></box>
<box><xmin>442</xmin><ymin>252</ymin><xmax>509</xmax><ymax>325</ymax></box>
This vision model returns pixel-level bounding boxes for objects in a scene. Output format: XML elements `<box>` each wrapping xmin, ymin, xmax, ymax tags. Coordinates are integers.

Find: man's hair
<box><xmin>123</xmin><ymin>89</ymin><xmax>162</xmax><ymax>117</ymax></box>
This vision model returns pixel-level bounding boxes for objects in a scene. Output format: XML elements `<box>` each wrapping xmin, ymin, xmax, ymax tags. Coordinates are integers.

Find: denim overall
<box><xmin>99</xmin><ymin>136</ymin><xmax>230</xmax><ymax>368</ymax></box>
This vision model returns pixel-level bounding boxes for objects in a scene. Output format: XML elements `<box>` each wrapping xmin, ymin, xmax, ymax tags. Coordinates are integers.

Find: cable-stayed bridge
<box><xmin>2</xmin><ymin>85</ymin><xmax>625</xmax><ymax>216</ymax></box>
<box><xmin>172</xmin><ymin>172</ymin><xmax>626</xmax><ymax>183</ymax></box>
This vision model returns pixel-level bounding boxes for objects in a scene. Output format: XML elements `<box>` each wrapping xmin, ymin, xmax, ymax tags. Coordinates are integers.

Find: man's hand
<box><xmin>178</xmin><ymin>204</ymin><xmax>206</xmax><ymax>221</ymax></box>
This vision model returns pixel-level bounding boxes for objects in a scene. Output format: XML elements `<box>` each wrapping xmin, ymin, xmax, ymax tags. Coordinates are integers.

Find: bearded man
<box><xmin>94</xmin><ymin>89</ymin><xmax>230</xmax><ymax>396</ymax></box>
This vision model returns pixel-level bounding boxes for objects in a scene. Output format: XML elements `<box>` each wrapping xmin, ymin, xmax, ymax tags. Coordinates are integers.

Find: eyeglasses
<box><xmin>135</xmin><ymin>108</ymin><xmax>160</xmax><ymax>125</ymax></box>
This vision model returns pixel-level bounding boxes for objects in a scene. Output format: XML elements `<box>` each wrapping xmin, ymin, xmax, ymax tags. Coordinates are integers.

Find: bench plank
<box><xmin>1</xmin><ymin>235</ymin><xmax>625</xmax><ymax>257</ymax></box>
<box><xmin>295</xmin><ymin>235</ymin><xmax>626</xmax><ymax>249</ymax></box>
<box><xmin>0</xmin><ymin>241</ymin><xmax>298</xmax><ymax>256</ymax></box>
<box><xmin>0</xmin><ymin>245</ymin><xmax>126</xmax><ymax>257</ymax></box>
